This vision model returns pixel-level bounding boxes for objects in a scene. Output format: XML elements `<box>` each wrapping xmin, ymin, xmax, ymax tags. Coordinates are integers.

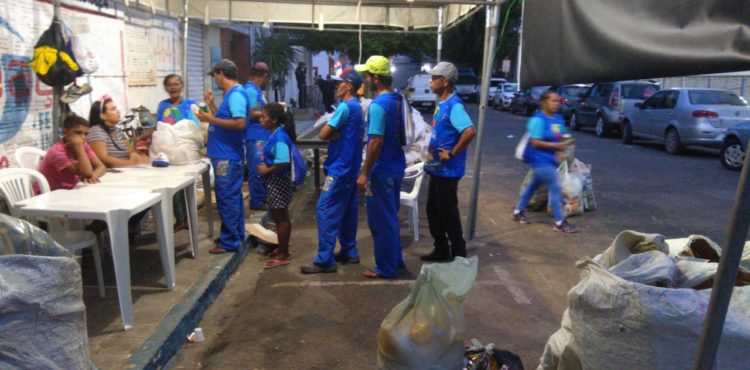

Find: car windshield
<box><xmin>530</xmin><ymin>86</ymin><xmax>551</xmax><ymax>97</ymax></box>
<box><xmin>490</xmin><ymin>80</ymin><xmax>504</xmax><ymax>87</ymax></box>
<box><xmin>688</xmin><ymin>90</ymin><xmax>748</xmax><ymax>106</ymax></box>
<box><xmin>560</xmin><ymin>86</ymin><xmax>588</xmax><ymax>97</ymax></box>
<box><xmin>457</xmin><ymin>76</ymin><xmax>479</xmax><ymax>85</ymax></box>
<box><xmin>622</xmin><ymin>84</ymin><xmax>659</xmax><ymax>99</ymax></box>
<box><xmin>503</xmin><ymin>84</ymin><xmax>518</xmax><ymax>92</ymax></box>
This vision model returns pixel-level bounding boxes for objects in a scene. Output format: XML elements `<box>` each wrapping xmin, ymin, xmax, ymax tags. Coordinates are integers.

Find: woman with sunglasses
<box><xmin>88</xmin><ymin>95</ymin><xmax>149</xmax><ymax>167</ymax></box>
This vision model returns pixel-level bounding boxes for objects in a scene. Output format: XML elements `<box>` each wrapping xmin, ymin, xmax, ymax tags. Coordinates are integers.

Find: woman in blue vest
<box><xmin>156</xmin><ymin>74</ymin><xmax>199</xmax><ymax>126</ymax></box>
<box><xmin>512</xmin><ymin>91</ymin><xmax>579</xmax><ymax>233</ymax></box>
<box><xmin>257</xmin><ymin>102</ymin><xmax>295</xmax><ymax>269</ymax></box>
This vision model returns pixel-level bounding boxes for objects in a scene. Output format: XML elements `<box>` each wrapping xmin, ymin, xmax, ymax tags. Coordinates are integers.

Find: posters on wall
<box><xmin>0</xmin><ymin>0</ymin><xmax>181</xmax><ymax>167</ymax></box>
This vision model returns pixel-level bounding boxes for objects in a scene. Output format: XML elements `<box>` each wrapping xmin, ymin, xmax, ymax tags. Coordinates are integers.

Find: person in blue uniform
<box><xmin>301</xmin><ymin>68</ymin><xmax>365</xmax><ymax>274</ymax></box>
<box><xmin>420</xmin><ymin>62</ymin><xmax>477</xmax><ymax>262</ymax></box>
<box><xmin>244</xmin><ymin>62</ymin><xmax>272</xmax><ymax>210</ymax></box>
<box><xmin>355</xmin><ymin>56</ymin><xmax>407</xmax><ymax>279</ymax></box>
<box><xmin>257</xmin><ymin>102</ymin><xmax>295</xmax><ymax>269</ymax></box>
<box><xmin>196</xmin><ymin>59</ymin><xmax>248</xmax><ymax>254</ymax></box>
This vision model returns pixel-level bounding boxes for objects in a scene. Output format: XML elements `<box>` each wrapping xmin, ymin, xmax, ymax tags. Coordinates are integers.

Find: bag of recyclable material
<box><xmin>377</xmin><ymin>256</ymin><xmax>478</xmax><ymax>370</ymax></box>
<box><xmin>548</xmin><ymin>161</ymin><xmax>583</xmax><ymax>217</ymax></box>
<box><xmin>0</xmin><ymin>214</ymin><xmax>95</xmax><ymax>370</ymax></box>
<box><xmin>150</xmin><ymin>120</ymin><xmax>203</xmax><ymax>165</ymax></box>
<box><xmin>568</xmin><ymin>158</ymin><xmax>596</xmax><ymax>211</ymax></box>
<box><xmin>538</xmin><ymin>230</ymin><xmax>750</xmax><ymax>370</ymax></box>
<box><xmin>464</xmin><ymin>339</ymin><xmax>525</xmax><ymax>370</ymax></box>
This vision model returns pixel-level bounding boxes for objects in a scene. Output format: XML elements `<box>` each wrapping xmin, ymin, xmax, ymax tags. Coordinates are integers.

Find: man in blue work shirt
<box><xmin>196</xmin><ymin>59</ymin><xmax>248</xmax><ymax>254</ymax></box>
<box><xmin>244</xmin><ymin>62</ymin><xmax>272</xmax><ymax>210</ymax></box>
<box><xmin>301</xmin><ymin>68</ymin><xmax>365</xmax><ymax>274</ymax></box>
<box><xmin>420</xmin><ymin>61</ymin><xmax>477</xmax><ymax>262</ymax></box>
<box><xmin>355</xmin><ymin>56</ymin><xmax>407</xmax><ymax>279</ymax></box>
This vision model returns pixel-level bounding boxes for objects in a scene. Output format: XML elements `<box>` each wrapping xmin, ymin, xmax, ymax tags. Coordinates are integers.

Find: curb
<box><xmin>126</xmin><ymin>242</ymin><xmax>252</xmax><ymax>370</ymax></box>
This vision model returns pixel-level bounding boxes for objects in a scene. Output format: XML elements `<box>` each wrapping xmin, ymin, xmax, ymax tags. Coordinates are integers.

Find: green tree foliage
<box><xmin>253</xmin><ymin>30</ymin><xmax>300</xmax><ymax>90</ymax></box>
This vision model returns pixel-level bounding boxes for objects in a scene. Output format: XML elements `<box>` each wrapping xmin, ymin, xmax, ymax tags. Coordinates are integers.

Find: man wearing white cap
<box><xmin>420</xmin><ymin>61</ymin><xmax>477</xmax><ymax>262</ymax></box>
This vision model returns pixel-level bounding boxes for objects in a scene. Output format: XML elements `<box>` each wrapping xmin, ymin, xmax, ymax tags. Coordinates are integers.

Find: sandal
<box><xmin>362</xmin><ymin>269</ymin><xmax>394</xmax><ymax>279</ymax></box>
<box><xmin>269</xmin><ymin>248</ymin><xmax>291</xmax><ymax>259</ymax></box>
<box><xmin>209</xmin><ymin>246</ymin><xmax>233</xmax><ymax>254</ymax></box>
<box><xmin>264</xmin><ymin>257</ymin><xmax>290</xmax><ymax>269</ymax></box>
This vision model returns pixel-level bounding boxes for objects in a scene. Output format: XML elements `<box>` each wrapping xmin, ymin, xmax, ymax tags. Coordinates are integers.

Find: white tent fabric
<box><xmin>147</xmin><ymin>0</ymin><xmax>478</xmax><ymax>30</ymax></box>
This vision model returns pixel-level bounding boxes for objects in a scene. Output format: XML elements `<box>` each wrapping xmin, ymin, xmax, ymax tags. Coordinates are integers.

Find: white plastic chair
<box><xmin>0</xmin><ymin>168</ymin><xmax>106</xmax><ymax>297</ymax></box>
<box><xmin>14</xmin><ymin>146</ymin><xmax>46</xmax><ymax>169</ymax></box>
<box><xmin>400</xmin><ymin>162</ymin><xmax>425</xmax><ymax>241</ymax></box>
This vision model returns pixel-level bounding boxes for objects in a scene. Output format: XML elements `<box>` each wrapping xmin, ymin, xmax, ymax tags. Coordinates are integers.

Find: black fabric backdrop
<box><xmin>520</xmin><ymin>0</ymin><xmax>750</xmax><ymax>88</ymax></box>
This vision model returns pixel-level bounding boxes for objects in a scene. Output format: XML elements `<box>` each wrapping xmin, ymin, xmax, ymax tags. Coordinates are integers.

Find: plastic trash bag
<box><xmin>538</xmin><ymin>230</ymin><xmax>750</xmax><ymax>370</ymax></box>
<box><xmin>150</xmin><ymin>120</ymin><xmax>203</xmax><ymax>165</ymax></box>
<box><xmin>0</xmin><ymin>214</ymin><xmax>96</xmax><ymax>370</ymax></box>
<box><xmin>464</xmin><ymin>339</ymin><xmax>525</xmax><ymax>370</ymax></box>
<box><xmin>568</xmin><ymin>159</ymin><xmax>596</xmax><ymax>211</ymax></box>
<box><xmin>554</xmin><ymin>161</ymin><xmax>583</xmax><ymax>218</ymax></box>
<box><xmin>378</xmin><ymin>256</ymin><xmax>478</xmax><ymax>370</ymax></box>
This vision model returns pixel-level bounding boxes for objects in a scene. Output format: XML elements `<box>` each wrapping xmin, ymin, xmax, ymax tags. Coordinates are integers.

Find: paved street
<box><xmin>171</xmin><ymin>104</ymin><xmax>742</xmax><ymax>369</ymax></box>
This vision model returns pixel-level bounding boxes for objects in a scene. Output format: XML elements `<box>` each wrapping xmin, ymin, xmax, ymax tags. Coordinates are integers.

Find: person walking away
<box><xmin>301</xmin><ymin>68</ymin><xmax>365</xmax><ymax>274</ymax></box>
<box><xmin>196</xmin><ymin>59</ymin><xmax>249</xmax><ymax>253</ymax></box>
<box><xmin>244</xmin><ymin>62</ymin><xmax>272</xmax><ymax>210</ymax></box>
<box><xmin>257</xmin><ymin>103</ymin><xmax>295</xmax><ymax>269</ymax></box>
<box><xmin>355</xmin><ymin>56</ymin><xmax>407</xmax><ymax>279</ymax></box>
<box><xmin>156</xmin><ymin>74</ymin><xmax>199</xmax><ymax>231</ymax></box>
<box><xmin>512</xmin><ymin>91</ymin><xmax>579</xmax><ymax>233</ymax></box>
<box><xmin>420</xmin><ymin>62</ymin><xmax>477</xmax><ymax>262</ymax></box>
<box><xmin>295</xmin><ymin>62</ymin><xmax>307</xmax><ymax>108</ymax></box>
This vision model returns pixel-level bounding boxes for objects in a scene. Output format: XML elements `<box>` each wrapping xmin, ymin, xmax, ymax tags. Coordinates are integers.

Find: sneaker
<box><xmin>420</xmin><ymin>251</ymin><xmax>452</xmax><ymax>262</ymax></box>
<box><xmin>60</xmin><ymin>83</ymin><xmax>92</xmax><ymax>104</ymax></box>
<box><xmin>334</xmin><ymin>253</ymin><xmax>360</xmax><ymax>264</ymax></box>
<box><xmin>300</xmin><ymin>264</ymin><xmax>337</xmax><ymax>274</ymax></box>
<box><xmin>511</xmin><ymin>211</ymin><xmax>530</xmax><ymax>224</ymax></box>
<box><xmin>553</xmin><ymin>220</ymin><xmax>580</xmax><ymax>233</ymax></box>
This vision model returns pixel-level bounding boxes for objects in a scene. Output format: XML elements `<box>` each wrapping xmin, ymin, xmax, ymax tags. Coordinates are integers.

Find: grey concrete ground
<box><xmin>171</xmin><ymin>105</ymin><xmax>741</xmax><ymax>369</ymax></box>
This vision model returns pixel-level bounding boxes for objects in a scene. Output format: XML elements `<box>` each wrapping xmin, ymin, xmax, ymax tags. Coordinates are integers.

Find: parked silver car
<box><xmin>491</xmin><ymin>82</ymin><xmax>518</xmax><ymax>110</ymax></box>
<box><xmin>622</xmin><ymin>88</ymin><xmax>750</xmax><ymax>154</ymax></box>
<box><xmin>570</xmin><ymin>81</ymin><xmax>660</xmax><ymax>137</ymax></box>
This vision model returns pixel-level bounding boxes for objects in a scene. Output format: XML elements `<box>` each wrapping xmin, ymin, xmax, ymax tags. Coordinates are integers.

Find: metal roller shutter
<box><xmin>186</xmin><ymin>24</ymin><xmax>205</xmax><ymax>101</ymax></box>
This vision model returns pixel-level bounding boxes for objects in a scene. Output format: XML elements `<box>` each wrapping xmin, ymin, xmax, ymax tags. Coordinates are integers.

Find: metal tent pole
<box><xmin>183</xmin><ymin>0</ymin><xmax>190</xmax><ymax>95</ymax></box>
<box><xmin>436</xmin><ymin>6</ymin><xmax>443</xmax><ymax>62</ymax></box>
<box><xmin>52</xmin><ymin>0</ymin><xmax>62</xmax><ymax>142</ymax></box>
<box><xmin>514</xmin><ymin>0</ymin><xmax>523</xmax><ymax>84</ymax></box>
<box><xmin>693</xmin><ymin>144</ymin><xmax>750</xmax><ymax>368</ymax></box>
<box><xmin>467</xmin><ymin>1</ymin><xmax>500</xmax><ymax>240</ymax></box>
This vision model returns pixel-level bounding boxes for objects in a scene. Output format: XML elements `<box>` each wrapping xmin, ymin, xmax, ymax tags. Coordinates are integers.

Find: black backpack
<box><xmin>30</xmin><ymin>19</ymin><xmax>80</xmax><ymax>87</ymax></box>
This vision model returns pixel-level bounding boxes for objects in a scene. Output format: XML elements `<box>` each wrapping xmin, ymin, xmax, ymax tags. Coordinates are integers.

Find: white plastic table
<box><xmin>113</xmin><ymin>161</ymin><xmax>213</xmax><ymax>237</ymax></box>
<box><xmin>13</xmin><ymin>187</ymin><xmax>169</xmax><ymax>330</ymax></box>
<box><xmin>88</xmin><ymin>173</ymin><xmax>199</xmax><ymax>258</ymax></box>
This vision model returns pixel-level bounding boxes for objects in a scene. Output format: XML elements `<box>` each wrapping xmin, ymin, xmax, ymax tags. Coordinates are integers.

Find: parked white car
<box><xmin>491</xmin><ymin>82</ymin><xmax>518</xmax><ymax>110</ymax></box>
<box><xmin>404</xmin><ymin>73</ymin><xmax>437</xmax><ymax>111</ymax></box>
<box><xmin>488</xmin><ymin>78</ymin><xmax>508</xmax><ymax>98</ymax></box>
<box><xmin>623</xmin><ymin>88</ymin><xmax>750</xmax><ymax>154</ymax></box>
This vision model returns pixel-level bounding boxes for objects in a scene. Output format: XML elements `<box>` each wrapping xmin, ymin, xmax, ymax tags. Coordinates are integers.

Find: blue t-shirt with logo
<box><xmin>325</xmin><ymin>98</ymin><xmax>364</xmax><ymax>177</ymax></box>
<box><xmin>424</xmin><ymin>93</ymin><xmax>474</xmax><ymax>178</ymax></box>
<box><xmin>525</xmin><ymin>112</ymin><xmax>567</xmax><ymax>168</ymax></box>
<box><xmin>207</xmin><ymin>85</ymin><xmax>247</xmax><ymax>160</ymax></box>
<box><xmin>244</xmin><ymin>81</ymin><xmax>271</xmax><ymax>141</ymax></box>
<box><xmin>156</xmin><ymin>98</ymin><xmax>199</xmax><ymax>126</ymax></box>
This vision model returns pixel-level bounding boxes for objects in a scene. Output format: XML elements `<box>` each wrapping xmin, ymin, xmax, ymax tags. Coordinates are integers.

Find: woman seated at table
<box><xmin>87</xmin><ymin>95</ymin><xmax>149</xmax><ymax>167</ymax></box>
<box><xmin>88</xmin><ymin>95</ymin><xmax>149</xmax><ymax>239</ymax></box>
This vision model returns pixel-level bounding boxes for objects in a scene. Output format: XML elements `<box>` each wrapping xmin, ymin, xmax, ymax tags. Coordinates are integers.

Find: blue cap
<box><xmin>331</xmin><ymin>68</ymin><xmax>363</xmax><ymax>90</ymax></box>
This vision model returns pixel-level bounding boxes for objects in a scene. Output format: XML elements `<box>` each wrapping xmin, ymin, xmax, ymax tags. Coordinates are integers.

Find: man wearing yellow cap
<box><xmin>355</xmin><ymin>56</ymin><xmax>407</xmax><ymax>279</ymax></box>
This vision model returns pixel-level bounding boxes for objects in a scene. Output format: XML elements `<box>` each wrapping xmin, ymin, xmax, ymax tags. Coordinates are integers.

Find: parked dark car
<box><xmin>623</xmin><ymin>88</ymin><xmax>750</xmax><ymax>154</ymax></box>
<box><xmin>550</xmin><ymin>84</ymin><xmax>591</xmax><ymax>121</ymax></box>
<box><xmin>720</xmin><ymin>121</ymin><xmax>750</xmax><ymax>171</ymax></box>
<box><xmin>509</xmin><ymin>86</ymin><xmax>551</xmax><ymax>116</ymax></box>
<box><xmin>569</xmin><ymin>81</ymin><xmax>660</xmax><ymax>137</ymax></box>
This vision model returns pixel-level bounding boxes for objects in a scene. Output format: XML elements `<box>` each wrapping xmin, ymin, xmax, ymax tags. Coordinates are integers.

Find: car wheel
<box><xmin>622</xmin><ymin>121</ymin><xmax>634</xmax><ymax>144</ymax></box>
<box><xmin>595</xmin><ymin>116</ymin><xmax>608</xmax><ymax>137</ymax></box>
<box><xmin>720</xmin><ymin>138</ymin><xmax>745</xmax><ymax>171</ymax></box>
<box><xmin>665</xmin><ymin>128</ymin><xmax>684</xmax><ymax>155</ymax></box>
<box><xmin>570</xmin><ymin>112</ymin><xmax>581</xmax><ymax>131</ymax></box>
